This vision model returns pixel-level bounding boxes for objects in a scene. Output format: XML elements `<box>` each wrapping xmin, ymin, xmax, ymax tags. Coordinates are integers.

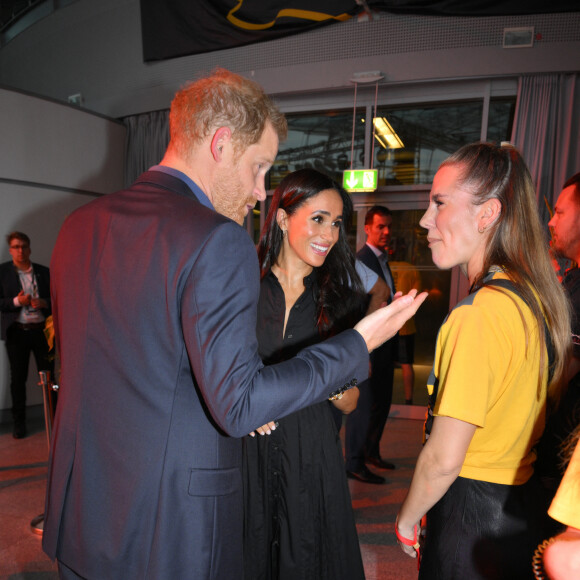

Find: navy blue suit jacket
<box><xmin>42</xmin><ymin>170</ymin><xmax>369</xmax><ymax>579</ymax></box>
<box><xmin>356</xmin><ymin>244</ymin><xmax>390</xmax><ymax>293</ymax></box>
<box><xmin>356</xmin><ymin>243</ymin><xmax>397</xmax><ymax>357</ymax></box>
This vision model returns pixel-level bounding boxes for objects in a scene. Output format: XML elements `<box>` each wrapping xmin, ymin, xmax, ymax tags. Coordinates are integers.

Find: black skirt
<box><xmin>419</xmin><ymin>474</ymin><xmax>551</xmax><ymax>580</ymax></box>
<box><xmin>243</xmin><ymin>401</ymin><xmax>365</xmax><ymax>580</ymax></box>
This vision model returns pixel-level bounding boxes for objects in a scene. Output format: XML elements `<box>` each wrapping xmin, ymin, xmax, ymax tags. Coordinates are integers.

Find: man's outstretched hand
<box><xmin>354</xmin><ymin>289</ymin><xmax>428</xmax><ymax>353</ymax></box>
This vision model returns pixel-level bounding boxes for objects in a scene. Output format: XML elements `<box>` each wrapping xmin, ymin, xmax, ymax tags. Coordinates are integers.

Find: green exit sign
<box><xmin>342</xmin><ymin>169</ymin><xmax>378</xmax><ymax>192</ymax></box>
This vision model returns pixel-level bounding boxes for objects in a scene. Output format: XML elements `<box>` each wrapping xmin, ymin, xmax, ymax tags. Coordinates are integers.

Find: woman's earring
<box><xmin>478</xmin><ymin>225</ymin><xmax>486</xmax><ymax>234</ymax></box>
<box><xmin>282</xmin><ymin>230</ymin><xmax>287</xmax><ymax>238</ymax></box>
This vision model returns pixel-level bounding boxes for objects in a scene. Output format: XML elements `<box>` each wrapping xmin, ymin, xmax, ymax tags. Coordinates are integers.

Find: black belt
<box><xmin>13</xmin><ymin>321</ymin><xmax>45</xmax><ymax>330</ymax></box>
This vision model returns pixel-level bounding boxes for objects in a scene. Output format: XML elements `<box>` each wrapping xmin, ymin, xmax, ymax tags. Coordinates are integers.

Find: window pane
<box><xmin>389</xmin><ymin>209</ymin><xmax>451</xmax><ymax>406</ymax></box>
<box><xmin>373</xmin><ymin>98</ymin><xmax>515</xmax><ymax>186</ymax></box>
<box><xmin>247</xmin><ymin>207</ymin><xmax>262</xmax><ymax>245</ymax></box>
<box><xmin>487</xmin><ymin>98</ymin><xmax>516</xmax><ymax>144</ymax></box>
<box><xmin>373</xmin><ymin>102</ymin><xmax>484</xmax><ymax>186</ymax></box>
<box><xmin>268</xmin><ymin>109</ymin><xmax>366</xmax><ymax>189</ymax></box>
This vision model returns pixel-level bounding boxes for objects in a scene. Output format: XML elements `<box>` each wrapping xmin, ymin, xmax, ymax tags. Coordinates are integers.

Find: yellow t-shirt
<box><xmin>432</xmin><ymin>273</ymin><xmax>548</xmax><ymax>485</ymax></box>
<box><xmin>548</xmin><ymin>439</ymin><xmax>580</xmax><ymax>528</ymax></box>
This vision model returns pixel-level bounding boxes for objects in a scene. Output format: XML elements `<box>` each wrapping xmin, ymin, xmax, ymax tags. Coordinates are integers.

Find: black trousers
<box><xmin>419</xmin><ymin>475</ymin><xmax>550</xmax><ymax>580</ymax></box>
<box><xmin>363</xmin><ymin>339</ymin><xmax>395</xmax><ymax>460</ymax></box>
<box><xmin>344</xmin><ymin>340</ymin><xmax>395</xmax><ymax>471</ymax></box>
<box><xmin>5</xmin><ymin>324</ymin><xmax>52</xmax><ymax>424</ymax></box>
<box><xmin>344</xmin><ymin>378</ymin><xmax>373</xmax><ymax>471</ymax></box>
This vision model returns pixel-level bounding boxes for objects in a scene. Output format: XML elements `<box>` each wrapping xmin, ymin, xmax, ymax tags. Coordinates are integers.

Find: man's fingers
<box><xmin>354</xmin><ymin>290</ymin><xmax>429</xmax><ymax>353</ymax></box>
<box><xmin>380</xmin><ymin>289</ymin><xmax>426</xmax><ymax>317</ymax></box>
<box><xmin>392</xmin><ymin>289</ymin><xmax>413</xmax><ymax>302</ymax></box>
<box><xmin>385</xmin><ymin>291</ymin><xmax>428</xmax><ymax>327</ymax></box>
<box><xmin>403</xmin><ymin>290</ymin><xmax>428</xmax><ymax>316</ymax></box>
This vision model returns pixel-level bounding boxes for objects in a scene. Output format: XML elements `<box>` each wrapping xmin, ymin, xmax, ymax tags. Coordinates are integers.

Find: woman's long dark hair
<box><xmin>257</xmin><ymin>168</ymin><xmax>365</xmax><ymax>334</ymax></box>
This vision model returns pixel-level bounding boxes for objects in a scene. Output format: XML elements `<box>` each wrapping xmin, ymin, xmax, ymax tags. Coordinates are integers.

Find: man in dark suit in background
<box><xmin>42</xmin><ymin>69</ymin><xmax>426</xmax><ymax>579</ymax></box>
<box><xmin>0</xmin><ymin>231</ymin><xmax>51</xmax><ymax>439</ymax></box>
<box><xmin>346</xmin><ymin>206</ymin><xmax>397</xmax><ymax>483</ymax></box>
<box><xmin>536</xmin><ymin>172</ymin><xmax>580</xmax><ymax>493</ymax></box>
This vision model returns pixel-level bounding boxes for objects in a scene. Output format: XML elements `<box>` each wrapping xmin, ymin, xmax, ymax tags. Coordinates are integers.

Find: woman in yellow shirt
<box><xmin>396</xmin><ymin>143</ymin><xmax>570</xmax><ymax>579</ymax></box>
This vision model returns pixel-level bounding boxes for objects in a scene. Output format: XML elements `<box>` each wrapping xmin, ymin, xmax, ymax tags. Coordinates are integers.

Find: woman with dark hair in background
<box><xmin>396</xmin><ymin>143</ymin><xmax>571</xmax><ymax>579</ymax></box>
<box><xmin>243</xmin><ymin>168</ymin><xmax>374</xmax><ymax>580</ymax></box>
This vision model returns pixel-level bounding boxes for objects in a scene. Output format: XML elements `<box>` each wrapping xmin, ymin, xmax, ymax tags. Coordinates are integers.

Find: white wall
<box><xmin>0</xmin><ymin>87</ymin><xmax>126</xmax><ymax>412</ymax></box>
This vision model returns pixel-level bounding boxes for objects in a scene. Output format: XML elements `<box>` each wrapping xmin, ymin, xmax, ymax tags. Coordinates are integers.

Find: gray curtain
<box><xmin>122</xmin><ymin>110</ymin><xmax>170</xmax><ymax>187</ymax></box>
<box><xmin>512</xmin><ymin>73</ymin><xmax>580</xmax><ymax>223</ymax></box>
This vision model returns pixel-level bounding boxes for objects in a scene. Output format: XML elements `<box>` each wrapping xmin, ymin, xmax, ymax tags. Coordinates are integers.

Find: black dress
<box><xmin>243</xmin><ymin>270</ymin><xmax>365</xmax><ymax>580</ymax></box>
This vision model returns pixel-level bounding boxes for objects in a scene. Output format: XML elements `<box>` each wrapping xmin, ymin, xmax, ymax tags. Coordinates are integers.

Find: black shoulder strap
<box><xmin>485</xmin><ymin>279</ymin><xmax>555</xmax><ymax>383</ymax></box>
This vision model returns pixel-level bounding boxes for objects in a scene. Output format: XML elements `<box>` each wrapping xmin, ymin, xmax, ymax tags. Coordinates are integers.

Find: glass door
<box><xmin>351</xmin><ymin>202</ymin><xmax>470</xmax><ymax>407</ymax></box>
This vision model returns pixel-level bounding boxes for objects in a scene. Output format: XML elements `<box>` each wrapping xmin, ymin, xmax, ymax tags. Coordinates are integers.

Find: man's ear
<box><xmin>210</xmin><ymin>127</ymin><xmax>232</xmax><ymax>161</ymax></box>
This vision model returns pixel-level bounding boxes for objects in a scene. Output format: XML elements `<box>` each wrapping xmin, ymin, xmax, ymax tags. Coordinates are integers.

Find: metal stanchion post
<box><xmin>30</xmin><ymin>370</ymin><xmax>59</xmax><ymax>535</ymax></box>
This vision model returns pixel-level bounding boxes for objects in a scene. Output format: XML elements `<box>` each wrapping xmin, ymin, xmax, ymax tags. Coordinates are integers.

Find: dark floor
<box><xmin>0</xmin><ymin>406</ymin><xmax>425</xmax><ymax>580</ymax></box>
<box><xmin>0</xmin><ymin>410</ymin><xmax>56</xmax><ymax>580</ymax></box>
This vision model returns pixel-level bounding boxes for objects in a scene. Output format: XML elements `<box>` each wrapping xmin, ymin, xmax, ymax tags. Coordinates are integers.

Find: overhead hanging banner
<box><xmin>140</xmin><ymin>0</ymin><xmax>579</xmax><ymax>62</ymax></box>
<box><xmin>140</xmin><ymin>0</ymin><xmax>358</xmax><ymax>62</ymax></box>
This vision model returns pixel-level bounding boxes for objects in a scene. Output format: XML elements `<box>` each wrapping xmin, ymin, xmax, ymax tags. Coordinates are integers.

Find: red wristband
<box><xmin>395</xmin><ymin>521</ymin><xmax>422</xmax><ymax>570</ymax></box>
<box><xmin>395</xmin><ymin>522</ymin><xmax>420</xmax><ymax>550</ymax></box>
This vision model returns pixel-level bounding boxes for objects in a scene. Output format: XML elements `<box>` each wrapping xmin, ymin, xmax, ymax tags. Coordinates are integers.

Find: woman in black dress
<box><xmin>243</xmin><ymin>168</ymin><xmax>368</xmax><ymax>580</ymax></box>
